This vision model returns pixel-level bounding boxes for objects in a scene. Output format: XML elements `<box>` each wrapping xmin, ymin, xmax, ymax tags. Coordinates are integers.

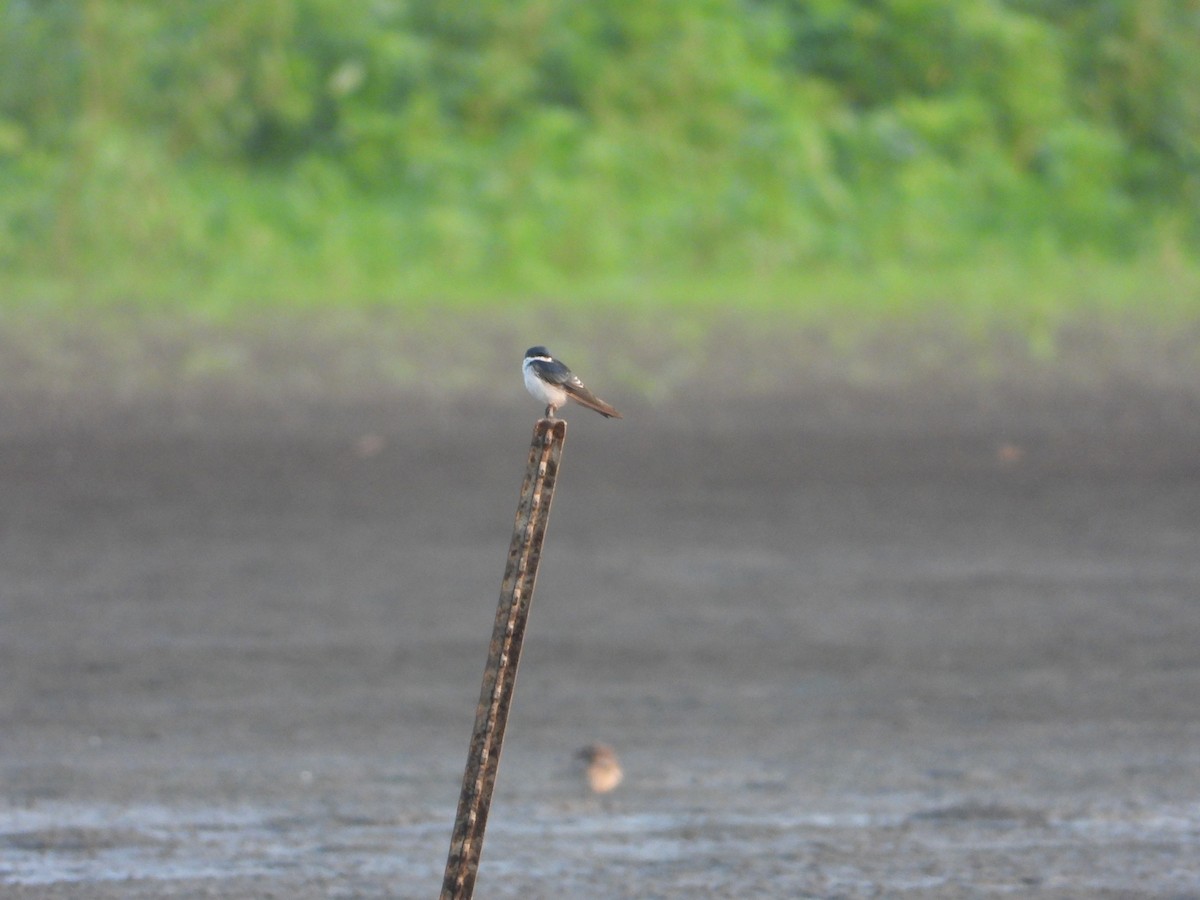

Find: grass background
<box><xmin>2</xmin><ymin>0</ymin><xmax>1198</xmax><ymax>397</ymax></box>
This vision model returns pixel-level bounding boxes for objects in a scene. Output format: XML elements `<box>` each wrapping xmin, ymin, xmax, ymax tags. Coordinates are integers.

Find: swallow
<box><xmin>522</xmin><ymin>346</ymin><xmax>622</xmax><ymax>419</ymax></box>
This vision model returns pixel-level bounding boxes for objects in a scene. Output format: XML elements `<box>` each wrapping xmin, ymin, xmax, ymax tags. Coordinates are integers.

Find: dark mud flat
<box><xmin>2</xmin><ymin>382</ymin><xmax>1199</xmax><ymax>898</ymax></box>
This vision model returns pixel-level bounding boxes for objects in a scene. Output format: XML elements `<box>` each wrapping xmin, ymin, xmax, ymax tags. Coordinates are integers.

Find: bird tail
<box><xmin>566</xmin><ymin>387</ymin><xmax>622</xmax><ymax>419</ymax></box>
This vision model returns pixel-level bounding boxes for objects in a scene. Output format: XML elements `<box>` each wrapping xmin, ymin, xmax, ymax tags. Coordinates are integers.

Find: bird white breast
<box><xmin>523</xmin><ymin>360</ymin><xmax>567</xmax><ymax>406</ymax></box>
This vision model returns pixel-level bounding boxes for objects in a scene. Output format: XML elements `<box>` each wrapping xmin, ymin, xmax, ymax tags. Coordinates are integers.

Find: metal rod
<box><xmin>440</xmin><ymin>417</ymin><xmax>568</xmax><ymax>900</ymax></box>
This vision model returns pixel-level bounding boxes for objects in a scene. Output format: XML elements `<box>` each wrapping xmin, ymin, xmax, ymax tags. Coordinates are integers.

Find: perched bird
<box><xmin>523</xmin><ymin>346</ymin><xmax>622</xmax><ymax>420</ymax></box>
<box><xmin>575</xmin><ymin>743</ymin><xmax>624</xmax><ymax>795</ymax></box>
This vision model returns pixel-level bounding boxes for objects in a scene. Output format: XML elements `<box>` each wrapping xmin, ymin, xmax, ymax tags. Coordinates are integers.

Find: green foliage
<box><xmin>0</xmin><ymin>0</ymin><xmax>1197</xmax><ymax>313</ymax></box>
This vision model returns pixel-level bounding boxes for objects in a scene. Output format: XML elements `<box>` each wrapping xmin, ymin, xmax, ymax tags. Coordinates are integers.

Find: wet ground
<box><xmin>2</xmin><ymin>356</ymin><xmax>1200</xmax><ymax>897</ymax></box>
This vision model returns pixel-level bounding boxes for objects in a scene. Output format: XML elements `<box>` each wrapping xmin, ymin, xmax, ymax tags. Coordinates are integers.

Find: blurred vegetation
<box><xmin>1</xmin><ymin>0</ymin><xmax>1198</xmax><ymax>326</ymax></box>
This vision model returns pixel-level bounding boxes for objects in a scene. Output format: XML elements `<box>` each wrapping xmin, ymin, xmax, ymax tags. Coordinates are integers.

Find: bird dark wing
<box><xmin>530</xmin><ymin>356</ymin><xmax>622</xmax><ymax>418</ymax></box>
<box><xmin>560</xmin><ymin>377</ymin><xmax>622</xmax><ymax>418</ymax></box>
<box><xmin>528</xmin><ymin>357</ymin><xmax>577</xmax><ymax>386</ymax></box>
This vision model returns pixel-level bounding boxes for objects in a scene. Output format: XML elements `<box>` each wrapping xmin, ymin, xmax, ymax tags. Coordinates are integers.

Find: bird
<box><xmin>522</xmin><ymin>346</ymin><xmax>622</xmax><ymax>420</ymax></box>
<box><xmin>575</xmin><ymin>743</ymin><xmax>624</xmax><ymax>795</ymax></box>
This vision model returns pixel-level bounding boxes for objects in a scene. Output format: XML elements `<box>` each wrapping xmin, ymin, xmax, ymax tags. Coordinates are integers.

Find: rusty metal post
<box><xmin>440</xmin><ymin>417</ymin><xmax>567</xmax><ymax>900</ymax></box>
